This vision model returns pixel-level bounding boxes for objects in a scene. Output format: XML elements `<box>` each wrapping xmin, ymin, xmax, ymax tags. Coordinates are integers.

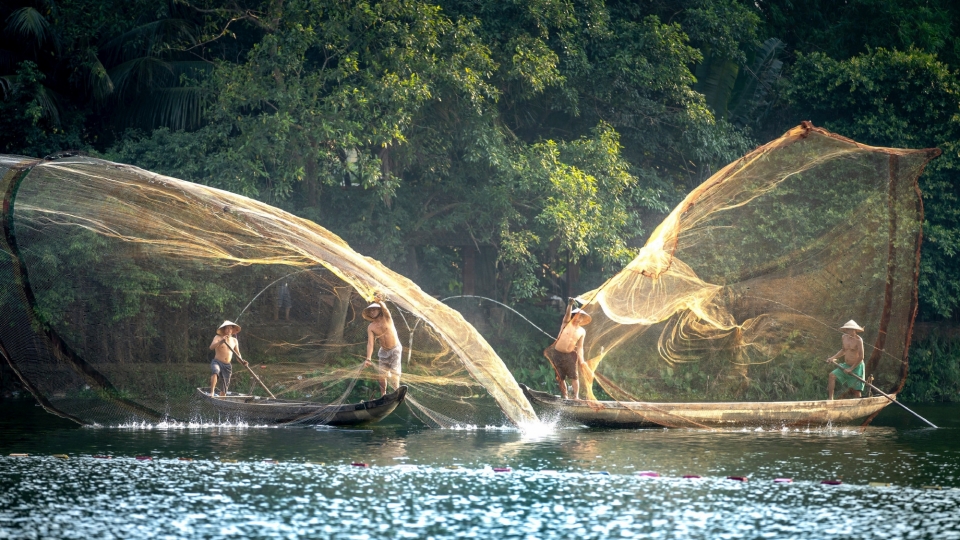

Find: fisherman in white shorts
<box><xmin>362</xmin><ymin>296</ymin><xmax>402</xmax><ymax>396</ymax></box>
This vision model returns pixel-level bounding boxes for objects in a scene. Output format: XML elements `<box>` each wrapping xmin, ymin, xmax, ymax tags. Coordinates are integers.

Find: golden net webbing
<box><xmin>575</xmin><ymin>123</ymin><xmax>938</xmax><ymax>413</ymax></box>
<box><xmin>0</xmin><ymin>155</ymin><xmax>537</xmax><ymax>427</ymax></box>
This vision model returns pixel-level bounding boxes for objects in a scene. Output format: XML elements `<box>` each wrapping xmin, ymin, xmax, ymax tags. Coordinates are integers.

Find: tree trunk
<box><xmin>407</xmin><ymin>245</ymin><xmax>419</xmax><ymax>281</ymax></box>
<box><xmin>326</xmin><ymin>285</ymin><xmax>353</xmax><ymax>344</ymax></box>
<box><xmin>566</xmin><ymin>258</ymin><xmax>580</xmax><ymax>300</ymax></box>
<box><xmin>380</xmin><ymin>143</ymin><xmax>392</xmax><ymax>209</ymax></box>
<box><xmin>476</xmin><ymin>246</ymin><xmax>497</xmax><ymax>298</ymax></box>
<box><xmin>462</xmin><ymin>248</ymin><xmax>475</xmax><ymax>296</ymax></box>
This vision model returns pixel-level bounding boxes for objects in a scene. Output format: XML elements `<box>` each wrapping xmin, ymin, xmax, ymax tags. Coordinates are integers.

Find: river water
<box><xmin>1</xmin><ymin>400</ymin><xmax>958</xmax><ymax>539</ymax></box>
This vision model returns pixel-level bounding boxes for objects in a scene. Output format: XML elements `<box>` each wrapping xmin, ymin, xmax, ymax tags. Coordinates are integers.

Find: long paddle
<box><xmin>218</xmin><ymin>338</ymin><xmax>277</xmax><ymax>399</ymax></box>
<box><xmin>829</xmin><ymin>360</ymin><xmax>936</xmax><ymax>428</ymax></box>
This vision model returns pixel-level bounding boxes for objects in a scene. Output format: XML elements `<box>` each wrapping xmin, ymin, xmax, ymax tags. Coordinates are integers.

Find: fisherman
<box><xmin>362</xmin><ymin>296</ymin><xmax>402</xmax><ymax>396</ymax></box>
<box><xmin>826</xmin><ymin>320</ymin><xmax>866</xmax><ymax>400</ymax></box>
<box><xmin>209</xmin><ymin>321</ymin><xmax>247</xmax><ymax>397</ymax></box>
<box><xmin>543</xmin><ymin>301</ymin><xmax>591</xmax><ymax>400</ymax></box>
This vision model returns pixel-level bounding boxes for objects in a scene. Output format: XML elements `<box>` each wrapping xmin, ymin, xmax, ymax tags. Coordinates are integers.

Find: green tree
<box><xmin>786</xmin><ymin>48</ymin><xmax>960</xmax><ymax>319</ymax></box>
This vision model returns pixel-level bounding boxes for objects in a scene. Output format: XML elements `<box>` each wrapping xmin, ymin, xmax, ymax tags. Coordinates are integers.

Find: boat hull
<box><xmin>196</xmin><ymin>386</ymin><xmax>407</xmax><ymax>426</ymax></box>
<box><xmin>520</xmin><ymin>384</ymin><xmax>895</xmax><ymax>428</ymax></box>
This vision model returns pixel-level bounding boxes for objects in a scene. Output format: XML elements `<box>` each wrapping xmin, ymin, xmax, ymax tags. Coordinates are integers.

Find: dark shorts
<box><xmin>545</xmin><ymin>346</ymin><xmax>579</xmax><ymax>380</ymax></box>
<box><xmin>211</xmin><ymin>359</ymin><xmax>233</xmax><ymax>391</ymax></box>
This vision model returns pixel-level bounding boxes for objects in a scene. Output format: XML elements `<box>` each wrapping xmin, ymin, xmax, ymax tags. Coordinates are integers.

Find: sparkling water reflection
<box><xmin>1</xmin><ymin>402</ymin><xmax>958</xmax><ymax>539</ymax></box>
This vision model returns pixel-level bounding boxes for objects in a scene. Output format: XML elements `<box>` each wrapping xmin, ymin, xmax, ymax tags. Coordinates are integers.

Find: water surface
<box><xmin>1</xmin><ymin>401</ymin><xmax>958</xmax><ymax>539</ymax></box>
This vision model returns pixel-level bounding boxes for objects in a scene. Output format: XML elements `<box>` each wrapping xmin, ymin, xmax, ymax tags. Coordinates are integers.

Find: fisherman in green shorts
<box><xmin>826</xmin><ymin>320</ymin><xmax>866</xmax><ymax>400</ymax></box>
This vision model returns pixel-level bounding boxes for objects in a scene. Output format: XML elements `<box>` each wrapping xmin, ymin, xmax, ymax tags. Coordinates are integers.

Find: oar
<box><xmin>829</xmin><ymin>360</ymin><xmax>936</xmax><ymax>428</ymax></box>
<box><xmin>219</xmin><ymin>339</ymin><xmax>277</xmax><ymax>399</ymax></box>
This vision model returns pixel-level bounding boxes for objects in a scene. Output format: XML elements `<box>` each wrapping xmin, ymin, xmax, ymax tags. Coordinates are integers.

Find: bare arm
<box><xmin>560</xmin><ymin>302</ymin><xmax>572</xmax><ymax>334</ymax></box>
<box><xmin>378</xmin><ymin>300</ymin><xmax>393</xmax><ymax>324</ymax></box>
<box><xmin>365</xmin><ymin>325</ymin><xmax>375</xmax><ymax>364</ymax></box>
<box><xmin>209</xmin><ymin>336</ymin><xmax>223</xmax><ymax>351</ymax></box>
<box><xmin>576</xmin><ymin>331</ymin><xmax>586</xmax><ymax>365</ymax></box>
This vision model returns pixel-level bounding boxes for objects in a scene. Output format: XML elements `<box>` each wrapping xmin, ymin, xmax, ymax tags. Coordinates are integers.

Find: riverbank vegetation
<box><xmin>2</xmin><ymin>0</ymin><xmax>959</xmax><ymax>401</ymax></box>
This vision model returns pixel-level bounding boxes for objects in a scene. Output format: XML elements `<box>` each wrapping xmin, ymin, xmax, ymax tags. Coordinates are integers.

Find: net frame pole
<box><xmin>2</xmin><ymin>160</ymin><xmax>169</xmax><ymax>423</ymax></box>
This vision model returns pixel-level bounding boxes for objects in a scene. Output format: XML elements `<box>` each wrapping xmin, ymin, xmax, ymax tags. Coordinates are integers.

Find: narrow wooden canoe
<box><xmin>195</xmin><ymin>385</ymin><xmax>407</xmax><ymax>426</ymax></box>
<box><xmin>519</xmin><ymin>384</ymin><xmax>895</xmax><ymax>428</ymax></box>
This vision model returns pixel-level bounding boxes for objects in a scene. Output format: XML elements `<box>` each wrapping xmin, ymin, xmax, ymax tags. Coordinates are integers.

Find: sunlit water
<box><xmin>2</xmin><ymin>401</ymin><xmax>959</xmax><ymax>539</ymax></box>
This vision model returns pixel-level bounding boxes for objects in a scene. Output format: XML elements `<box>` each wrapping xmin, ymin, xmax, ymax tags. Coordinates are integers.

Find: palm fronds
<box><xmin>5</xmin><ymin>7</ymin><xmax>55</xmax><ymax>49</ymax></box>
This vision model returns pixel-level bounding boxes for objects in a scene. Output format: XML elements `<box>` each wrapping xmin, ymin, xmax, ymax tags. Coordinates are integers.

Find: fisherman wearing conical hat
<box><xmin>362</xmin><ymin>295</ymin><xmax>402</xmax><ymax>396</ymax></box>
<box><xmin>543</xmin><ymin>300</ymin><xmax>591</xmax><ymax>400</ymax></box>
<box><xmin>826</xmin><ymin>320</ymin><xmax>866</xmax><ymax>400</ymax></box>
<box><xmin>209</xmin><ymin>321</ymin><xmax>247</xmax><ymax>397</ymax></box>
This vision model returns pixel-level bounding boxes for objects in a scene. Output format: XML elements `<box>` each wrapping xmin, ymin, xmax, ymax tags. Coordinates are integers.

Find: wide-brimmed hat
<box><xmin>840</xmin><ymin>320</ymin><xmax>864</xmax><ymax>332</ymax></box>
<box><xmin>362</xmin><ymin>303</ymin><xmax>383</xmax><ymax>321</ymax></box>
<box><xmin>217</xmin><ymin>320</ymin><xmax>241</xmax><ymax>335</ymax></box>
<box><xmin>570</xmin><ymin>308</ymin><xmax>592</xmax><ymax>326</ymax></box>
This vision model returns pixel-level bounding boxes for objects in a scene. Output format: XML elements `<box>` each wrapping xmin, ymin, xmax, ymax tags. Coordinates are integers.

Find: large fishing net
<box><xmin>0</xmin><ymin>154</ymin><xmax>537</xmax><ymax>427</ymax></box>
<box><xmin>571</xmin><ymin>123</ymin><xmax>938</xmax><ymax>424</ymax></box>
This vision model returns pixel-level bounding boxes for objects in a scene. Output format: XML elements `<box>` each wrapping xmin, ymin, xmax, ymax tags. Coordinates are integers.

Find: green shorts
<box><xmin>832</xmin><ymin>362</ymin><xmax>865</xmax><ymax>391</ymax></box>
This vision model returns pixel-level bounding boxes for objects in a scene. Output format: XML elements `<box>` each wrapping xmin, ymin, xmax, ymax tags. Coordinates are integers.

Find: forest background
<box><xmin>2</xmin><ymin>0</ymin><xmax>959</xmax><ymax>402</ymax></box>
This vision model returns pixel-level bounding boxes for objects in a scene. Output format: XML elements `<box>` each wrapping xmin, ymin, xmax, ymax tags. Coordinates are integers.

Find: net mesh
<box><xmin>0</xmin><ymin>155</ymin><xmax>537</xmax><ymax>427</ymax></box>
<box><xmin>571</xmin><ymin>123</ymin><xmax>938</xmax><ymax>424</ymax></box>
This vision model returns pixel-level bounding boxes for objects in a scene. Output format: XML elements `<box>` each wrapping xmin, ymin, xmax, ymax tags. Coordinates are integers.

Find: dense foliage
<box><xmin>3</xmin><ymin>0</ymin><xmax>959</xmax><ymax>399</ymax></box>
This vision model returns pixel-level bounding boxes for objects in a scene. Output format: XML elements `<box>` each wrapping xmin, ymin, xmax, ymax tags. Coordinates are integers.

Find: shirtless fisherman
<box><xmin>543</xmin><ymin>301</ymin><xmax>591</xmax><ymax>400</ymax></box>
<box><xmin>209</xmin><ymin>320</ymin><xmax>247</xmax><ymax>397</ymax></box>
<box><xmin>362</xmin><ymin>297</ymin><xmax>402</xmax><ymax>396</ymax></box>
<box><xmin>826</xmin><ymin>320</ymin><xmax>866</xmax><ymax>400</ymax></box>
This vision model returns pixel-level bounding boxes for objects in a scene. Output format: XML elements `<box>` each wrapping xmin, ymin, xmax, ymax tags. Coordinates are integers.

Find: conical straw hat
<box><xmin>217</xmin><ymin>320</ymin><xmax>241</xmax><ymax>335</ymax></box>
<box><xmin>570</xmin><ymin>308</ymin><xmax>592</xmax><ymax>326</ymax></box>
<box><xmin>362</xmin><ymin>303</ymin><xmax>383</xmax><ymax>321</ymax></box>
<box><xmin>839</xmin><ymin>320</ymin><xmax>864</xmax><ymax>332</ymax></box>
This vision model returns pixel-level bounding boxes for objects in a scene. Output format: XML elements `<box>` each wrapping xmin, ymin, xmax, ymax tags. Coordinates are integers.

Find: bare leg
<box><xmin>284</xmin><ymin>307</ymin><xmax>291</xmax><ymax>321</ymax></box>
<box><xmin>386</xmin><ymin>372</ymin><xmax>401</xmax><ymax>394</ymax></box>
<box><xmin>827</xmin><ymin>373</ymin><xmax>836</xmax><ymax>400</ymax></box>
<box><xmin>378</xmin><ymin>374</ymin><xmax>387</xmax><ymax>396</ymax></box>
<box><xmin>571</xmin><ymin>378</ymin><xmax>580</xmax><ymax>400</ymax></box>
<box><xmin>557</xmin><ymin>376</ymin><xmax>568</xmax><ymax>399</ymax></box>
<box><xmin>850</xmin><ymin>390</ymin><xmax>862</xmax><ymax>398</ymax></box>
<box><xmin>210</xmin><ymin>373</ymin><xmax>218</xmax><ymax>397</ymax></box>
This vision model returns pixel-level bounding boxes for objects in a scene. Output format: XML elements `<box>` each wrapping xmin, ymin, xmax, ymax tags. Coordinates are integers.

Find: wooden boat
<box><xmin>519</xmin><ymin>384</ymin><xmax>895</xmax><ymax>428</ymax></box>
<box><xmin>195</xmin><ymin>385</ymin><xmax>407</xmax><ymax>426</ymax></box>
